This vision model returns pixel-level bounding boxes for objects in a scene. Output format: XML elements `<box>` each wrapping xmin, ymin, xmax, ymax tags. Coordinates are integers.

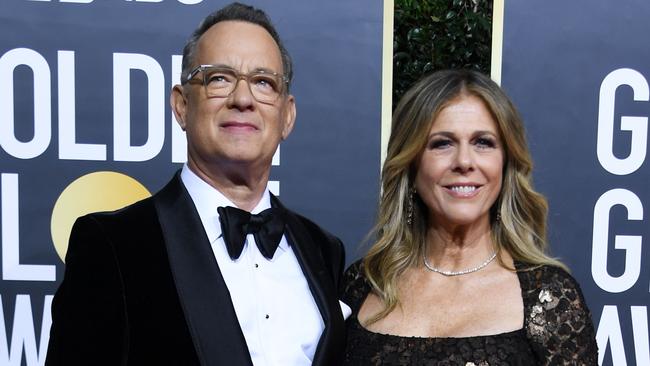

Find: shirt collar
<box><xmin>180</xmin><ymin>165</ymin><xmax>284</xmax><ymax>250</ymax></box>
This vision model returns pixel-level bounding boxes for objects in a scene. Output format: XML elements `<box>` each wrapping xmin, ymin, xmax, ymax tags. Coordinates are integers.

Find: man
<box><xmin>46</xmin><ymin>3</ymin><xmax>348</xmax><ymax>365</ymax></box>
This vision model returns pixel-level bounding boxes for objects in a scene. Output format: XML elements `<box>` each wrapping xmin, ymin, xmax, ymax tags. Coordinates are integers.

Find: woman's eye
<box><xmin>475</xmin><ymin>137</ymin><xmax>496</xmax><ymax>148</ymax></box>
<box><xmin>428</xmin><ymin>139</ymin><xmax>451</xmax><ymax>149</ymax></box>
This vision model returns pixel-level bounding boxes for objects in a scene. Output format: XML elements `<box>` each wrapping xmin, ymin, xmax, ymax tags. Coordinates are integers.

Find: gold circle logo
<box><xmin>50</xmin><ymin>171</ymin><xmax>151</xmax><ymax>262</ymax></box>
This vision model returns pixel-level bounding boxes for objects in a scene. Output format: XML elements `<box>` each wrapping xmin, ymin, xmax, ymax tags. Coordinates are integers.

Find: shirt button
<box><xmin>254</xmin><ymin>263</ymin><xmax>259</xmax><ymax>268</ymax></box>
<box><xmin>265</xmin><ymin>314</ymin><xmax>270</xmax><ymax>319</ymax></box>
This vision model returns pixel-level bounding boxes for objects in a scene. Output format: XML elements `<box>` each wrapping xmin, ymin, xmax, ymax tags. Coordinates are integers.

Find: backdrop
<box><xmin>0</xmin><ymin>1</ymin><xmax>386</xmax><ymax>364</ymax></box>
<box><xmin>498</xmin><ymin>0</ymin><xmax>650</xmax><ymax>364</ymax></box>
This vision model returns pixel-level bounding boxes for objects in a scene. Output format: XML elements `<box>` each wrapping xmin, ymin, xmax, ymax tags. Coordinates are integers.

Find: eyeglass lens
<box><xmin>203</xmin><ymin>68</ymin><xmax>282</xmax><ymax>103</ymax></box>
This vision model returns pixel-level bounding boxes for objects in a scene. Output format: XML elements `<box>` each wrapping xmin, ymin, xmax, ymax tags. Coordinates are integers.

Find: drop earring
<box><xmin>407</xmin><ymin>187</ymin><xmax>415</xmax><ymax>226</ymax></box>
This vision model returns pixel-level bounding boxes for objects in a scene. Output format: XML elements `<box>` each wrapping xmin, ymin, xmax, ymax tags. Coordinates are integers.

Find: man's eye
<box><xmin>207</xmin><ymin>74</ymin><xmax>232</xmax><ymax>84</ymax></box>
<box><xmin>252</xmin><ymin>76</ymin><xmax>278</xmax><ymax>91</ymax></box>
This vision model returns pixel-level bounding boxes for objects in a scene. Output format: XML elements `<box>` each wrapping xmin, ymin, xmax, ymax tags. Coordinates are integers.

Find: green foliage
<box><xmin>393</xmin><ymin>0</ymin><xmax>492</xmax><ymax>106</ymax></box>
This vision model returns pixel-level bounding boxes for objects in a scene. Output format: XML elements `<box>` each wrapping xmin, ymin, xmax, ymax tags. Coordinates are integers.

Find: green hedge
<box><xmin>393</xmin><ymin>0</ymin><xmax>492</xmax><ymax>105</ymax></box>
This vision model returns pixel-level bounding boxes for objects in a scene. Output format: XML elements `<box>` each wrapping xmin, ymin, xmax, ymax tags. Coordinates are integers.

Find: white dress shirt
<box><xmin>180</xmin><ymin>165</ymin><xmax>324</xmax><ymax>366</ymax></box>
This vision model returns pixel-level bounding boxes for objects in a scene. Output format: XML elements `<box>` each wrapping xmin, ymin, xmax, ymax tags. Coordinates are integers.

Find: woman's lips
<box><xmin>444</xmin><ymin>184</ymin><xmax>482</xmax><ymax>198</ymax></box>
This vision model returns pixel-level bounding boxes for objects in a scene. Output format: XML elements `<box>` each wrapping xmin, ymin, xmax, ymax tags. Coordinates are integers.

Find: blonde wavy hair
<box><xmin>363</xmin><ymin>69</ymin><xmax>565</xmax><ymax>324</ymax></box>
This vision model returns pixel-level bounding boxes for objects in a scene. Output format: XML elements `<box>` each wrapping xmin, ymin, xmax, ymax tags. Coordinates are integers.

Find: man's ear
<box><xmin>281</xmin><ymin>94</ymin><xmax>296</xmax><ymax>140</ymax></box>
<box><xmin>171</xmin><ymin>84</ymin><xmax>188</xmax><ymax>130</ymax></box>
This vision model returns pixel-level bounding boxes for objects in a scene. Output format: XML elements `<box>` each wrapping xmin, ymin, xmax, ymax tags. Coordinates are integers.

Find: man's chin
<box><xmin>218</xmin><ymin>151</ymin><xmax>275</xmax><ymax>167</ymax></box>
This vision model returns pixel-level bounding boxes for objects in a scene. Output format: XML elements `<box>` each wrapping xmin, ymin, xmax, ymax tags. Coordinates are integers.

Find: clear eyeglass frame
<box><xmin>183</xmin><ymin>64</ymin><xmax>289</xmax><ymax>105</ymax></box>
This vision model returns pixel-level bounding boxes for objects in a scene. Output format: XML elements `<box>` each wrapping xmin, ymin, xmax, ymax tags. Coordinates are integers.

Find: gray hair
<box><xmin>180</xmin><ymin>2</ymin><xmax>293</xmax><ymax>91</ymax></box>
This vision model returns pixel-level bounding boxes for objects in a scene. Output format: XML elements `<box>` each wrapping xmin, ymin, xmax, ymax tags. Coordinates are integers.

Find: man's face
<box><xmin>172</xmin><ymin>21</ymin><xmax>295</xmax><ymax>173</ymax></box>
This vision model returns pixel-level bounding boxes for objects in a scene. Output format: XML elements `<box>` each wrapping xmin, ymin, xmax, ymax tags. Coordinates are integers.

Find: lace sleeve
<box><xmin>340</xmin><ymin>260</ymin><xmax>370</xmax><ymax>314</ymax></box>
<box><xmin>519</xmin><ymin>264</ymin><xmax>599</xmax><ymax>365</ymax></box>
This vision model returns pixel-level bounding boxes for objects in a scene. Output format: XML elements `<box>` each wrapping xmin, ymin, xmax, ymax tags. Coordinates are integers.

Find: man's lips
<box><xmin>220</xmin><ymin>121</ymin><xmax>259</xmax><ymax>131</ymax></box>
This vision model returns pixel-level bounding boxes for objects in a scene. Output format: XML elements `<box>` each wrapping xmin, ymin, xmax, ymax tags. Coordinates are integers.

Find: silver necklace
<box><xmin>423</xmin><ymin>251</ymin><xmax>497</xmax><ymax>276</ymax></box>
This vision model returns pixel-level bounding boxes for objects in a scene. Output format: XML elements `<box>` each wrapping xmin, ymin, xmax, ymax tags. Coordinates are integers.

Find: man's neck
<box><xmin>187</xmin><ymin>160</ymin><xmax>269</xmax><ymax>212</ymax></box>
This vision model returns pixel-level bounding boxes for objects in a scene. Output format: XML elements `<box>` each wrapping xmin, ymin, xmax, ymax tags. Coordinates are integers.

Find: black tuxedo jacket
<box><xmin>46</xmin><ymin>173</ymin><xmax>346</xmax><ymax>365</ymax></box>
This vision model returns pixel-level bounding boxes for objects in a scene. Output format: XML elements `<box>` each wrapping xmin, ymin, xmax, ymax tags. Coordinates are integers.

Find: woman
<box><xmin>342</xmin><ymin>70</ymin><xmax>598</xmax><ymax>365</ymax></box>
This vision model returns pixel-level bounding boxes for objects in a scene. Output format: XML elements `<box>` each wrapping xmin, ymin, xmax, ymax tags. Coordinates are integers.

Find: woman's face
<box><xmin>414</xmin><ymin>94</ymin><xmax>504</xmax><ymax>228</ymax></box>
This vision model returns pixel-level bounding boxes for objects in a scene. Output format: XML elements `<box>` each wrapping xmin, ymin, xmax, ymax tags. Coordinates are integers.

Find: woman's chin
<box><xmin>435</xmin><ymin>212</ymin><xmax>490</xmax><ymax>229</ymax></box>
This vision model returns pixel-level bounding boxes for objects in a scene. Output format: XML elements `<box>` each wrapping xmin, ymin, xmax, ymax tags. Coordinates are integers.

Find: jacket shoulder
<box><xmin>286</xmin><ymin>210</ymin><xmax>346</xmax><ymax>285</ymax></box>
<box><xmin>292</xmin><ymin>212</ymin><xmax>343</xmax><ymax>249</ymax></box>
<box><xmin>88</xmin><ymin>194</ymin><xmax>156</xmax><ymax>222</ymax></box>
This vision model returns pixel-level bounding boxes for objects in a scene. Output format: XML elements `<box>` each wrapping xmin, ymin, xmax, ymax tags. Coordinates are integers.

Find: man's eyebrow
<box><xmin>201</xmin><ymin>63</ymin><xmax>235</xmax><ymax>70</ymax></box>
<box><xmin>204</xmin><ymin>64</ymin><xmax>281</xmax><ymax>75</ymax></box>
<box><xmin>251</xmin><ymin>67</ymin><xmax>281</xmax><ymax>74</ymax></box>
<box><xmin>212</xmin><ymin>63</ymin><xmax>233</xmax><ymax>68</ymax></box>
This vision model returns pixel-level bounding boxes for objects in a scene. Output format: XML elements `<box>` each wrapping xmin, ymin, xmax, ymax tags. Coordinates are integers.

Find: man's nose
<box><xmin>226</xmin><ymin>78</ymin><xmax>255</xmax><ymax>110</ymax></box>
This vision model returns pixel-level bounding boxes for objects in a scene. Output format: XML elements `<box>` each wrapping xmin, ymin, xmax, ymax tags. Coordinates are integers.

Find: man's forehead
<box><xmin>195</xmin><ymin>21</ymin><xmax>283</xmax><ymax>69</ymax></box>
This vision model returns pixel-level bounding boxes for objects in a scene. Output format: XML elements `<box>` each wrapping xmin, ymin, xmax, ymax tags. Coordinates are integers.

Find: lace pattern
<box><xmin>517</xmin><ymin>263</ymin><xmax>599</xmax><ymax>364</ymax></box>
<box><xmin>341</xmin><ymin>260</ymin><xmax>598</xmax><ymax>365</ymax></box>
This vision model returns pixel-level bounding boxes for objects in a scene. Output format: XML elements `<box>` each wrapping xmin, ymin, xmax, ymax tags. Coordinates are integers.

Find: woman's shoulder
<box><xmin>341</xmin><ymin>259</ymin><xmax>371</xmax><ymax>313</ymax></box>
<box><xmin>516</xmin><ymin>261</ymin><xmax>589</xmax><ymax>317</ymax></box>
<box><xmin>342</xmin><ymin>258</ymin><xmax>367</xmax><ymax>294</ymax></box>
<box><xmin>515</xmin><ymin>261</ymin><xmax>582</xmax><ymax>294</ymax></box>
<box><xmin>515</xmin><ymin>261</ymin><xmax>599</xmax><ymax>364</ymax></box>
<box><xmin>344</xmin><ymin>258</ymin><xmax>364</xmax><ymax>277</ymax></box>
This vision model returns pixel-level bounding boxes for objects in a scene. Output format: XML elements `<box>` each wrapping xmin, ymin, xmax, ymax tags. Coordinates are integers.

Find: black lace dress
<box><xmin>341</xmin><ymin>260</ymin><xmax>598</xmax><ymax>366</ymax></box>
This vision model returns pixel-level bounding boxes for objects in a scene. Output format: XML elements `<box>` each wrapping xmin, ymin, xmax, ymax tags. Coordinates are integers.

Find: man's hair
<box><xmin>180</xmin><ymin>2</ymin><xmax>293</xmax><ymax>90</ymax></box>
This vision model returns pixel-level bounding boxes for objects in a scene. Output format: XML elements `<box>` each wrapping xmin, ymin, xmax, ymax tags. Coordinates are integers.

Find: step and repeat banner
<box><xmin>0</xmin><ymin>1</ymin><xmax>385</xmax><ymax>363</ymax></box>
<box><xmin>500</xmin><ymin>1</ymin><xmax>649</xmax><ymax>365</ymax></box>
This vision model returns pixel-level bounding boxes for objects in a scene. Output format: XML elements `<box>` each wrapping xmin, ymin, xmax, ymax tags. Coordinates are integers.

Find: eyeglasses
<box><xmin>183</xmin><ymin>65</ymin><xmax>289</xmax><ymax>105</ymax></box>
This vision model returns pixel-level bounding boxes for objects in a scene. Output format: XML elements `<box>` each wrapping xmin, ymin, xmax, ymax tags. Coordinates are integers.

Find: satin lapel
<box><xmin>271</xmin><ymin>196</ymin><xmax>345</xmax><ymax>366</ymax></box>
<box><xmin>154</xmin><ymin>174</ymin><xmax>253</xmax><ymax>366</ymax></box>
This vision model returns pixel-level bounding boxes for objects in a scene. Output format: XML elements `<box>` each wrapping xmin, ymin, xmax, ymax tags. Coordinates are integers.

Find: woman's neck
<box><xmin>424</xmin><ymin>218</ymin><xmax>495</xmax><ymax>270</ymax></box>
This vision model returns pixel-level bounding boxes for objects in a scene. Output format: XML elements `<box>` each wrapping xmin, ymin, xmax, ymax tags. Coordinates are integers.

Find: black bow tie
<box><xmin>217</xmin><ymin>206</ymin><xmax>286</xmax><ymax>260</ymax></box>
